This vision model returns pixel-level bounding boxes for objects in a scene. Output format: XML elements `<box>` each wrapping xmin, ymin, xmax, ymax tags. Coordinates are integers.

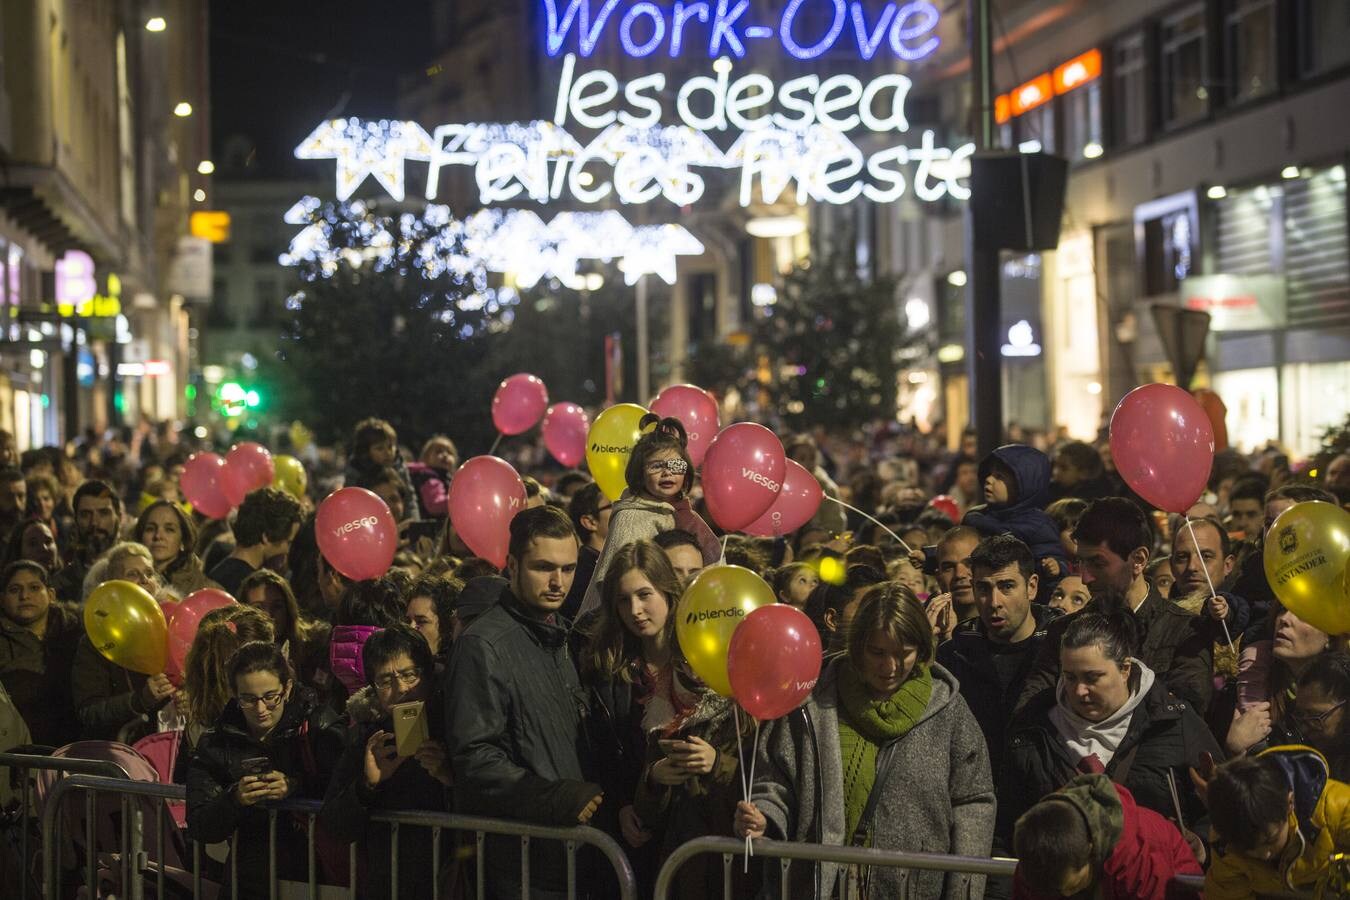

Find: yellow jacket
<box><xmin>1206</xmin><ymin>746</ymin><xmax>1350</xmax><ymax>899</ymax></box>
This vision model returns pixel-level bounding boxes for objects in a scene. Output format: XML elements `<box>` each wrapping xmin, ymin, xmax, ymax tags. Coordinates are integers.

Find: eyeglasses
<box><xmin>646</xmin><ymin>459</ymin><xmax>689</xmax><ymax>476</ymax></box>
<box><xmin>374</xmin><ymin>666</ymin><xmax>422</xmax><ymax>691</ymax></box>
<box><xmin>238</xmin><ymin>691</ymin><xmax>285</xmax><ymax>710</ymax></box>
<box><xmin>1291</xmin><ymin>700</ymin><xmax>1347</xmax><ymax>733</ymax></box>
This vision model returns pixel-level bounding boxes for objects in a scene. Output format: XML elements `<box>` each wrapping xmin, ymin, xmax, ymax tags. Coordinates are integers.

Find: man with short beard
<box><xmin>52</xmin><ymin>480</ymin><xmax>122</xmax><ymax>603</ymax></box>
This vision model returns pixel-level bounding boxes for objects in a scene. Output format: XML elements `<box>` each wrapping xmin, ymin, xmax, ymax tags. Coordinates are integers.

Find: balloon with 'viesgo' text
<box><xmin>492</xmin><ymin>373</ymin><xmax>549</xmax><ymax>436</ymax></box>
<box><xmin>542</xmin><ymin>403</ymin><xmax>590</xmax><ymax>468</ymax></box>
<box><xmin>1109</xmin><ymin>383</ymin><xmax>1214</xmax><ymax>514</ymax></box>
<box><xmin>1263</xmin><ymin>501</ymin><xmax>1350</xmax><ymax>635</ymax></box>
<box><xmin>676</xmin><ymin>564</ymin><xmax>776</xmax><ymax>697</ymax></box>
<box><xmin>586</xmin><ymin>403</ymin><xmax>649</xmax><ymax>501</ymax></box>
<box><xmin>701</xmin><ymin>422</ymin><xmax>786</xmax><ymax>532</ymax></box>
<box><xmin>221</xmin><ymin>442</ymin><xmax>275</xmax><ymax>507</ymax></box>
<box><xmin>650</xmin><ymin>384</ymin><xmax>720</xmax><ymax>467</ymax></box>
<box><xmin>165</xmin><ymin>588</ymin><xmax>236</xmax><ymax>687</ymax></box>
<box><xmin>742</xmin><ymin>460</ymin><xmax>823</xmax><ymax>537</ymax></box>
<box><xmin>448</xmin><ymin>456</ymin><xmax>527</xmax><ymax>569</ymax></box>
<box><xmin>181</xmin><ymin>452</ymin><xmax>232</xmax><ymax>520</ymax></box>
<box><xmin>728</xmin><ymin>604</ymin><xmax>822</xmax><ymax>720</ymax></box>
<box><xmin>316</xmin><ymin>487</ymin><xmax>397</xmax><ymax>581</ymax></box>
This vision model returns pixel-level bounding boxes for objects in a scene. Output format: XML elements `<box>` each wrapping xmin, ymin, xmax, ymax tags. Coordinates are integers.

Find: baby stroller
<box><xmin>35</xmin><ymin>740</ymin><xmax>218</xmax><ymax>899</ymax></box>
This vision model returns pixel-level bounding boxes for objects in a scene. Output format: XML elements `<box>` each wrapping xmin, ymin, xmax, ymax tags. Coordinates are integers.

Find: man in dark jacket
<box><xmin>322</xmin><ymin>625</ymin><xmax>451</xmax><ymax>900</ymax></box>
<box><xmin>561</xmin><ymin>482</ymin><xmax>609</xmax><ymax>620</ymax></box>
<box><xmin>1016</xmin><ymin>498</ymin><xmax>1213</xmax><ymax>715</ymax></box>
<box><xmin>208</xmin><ymin>487</ymin><xmax>304</xmax><ymax>597</ymax></box>
<box><xmin>939</xmin><ymin>534</ymin><xmax>1061</xmax><ymax>855</ymax></box>
<box><xmin>1048</xmin><ymin>441</ymin><xmax>1117</xmax><ymax>502</ymax></box>
<box><xmin>51</xmin><ymin>480</ymin><xmax>122</xmax><ymax>603</ymax></box>
<box><xmin>444</xmin><ymin>505</ymin><xmax>602</xmax><ymax>900</ymax></box>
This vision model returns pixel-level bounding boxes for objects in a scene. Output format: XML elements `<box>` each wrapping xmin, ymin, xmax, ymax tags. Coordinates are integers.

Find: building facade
<box><xmin>0</xmin><ymin>0</ymin><xmax>207</xmax><ymax>448</ymax></box>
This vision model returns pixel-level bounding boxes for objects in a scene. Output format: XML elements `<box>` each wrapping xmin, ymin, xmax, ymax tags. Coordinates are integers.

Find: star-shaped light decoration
<box><xmin>295</xmin><ymin>119</ymin><xmax>436</xmax><ymax>202</ymax></box>
<box><xmin>618</xmin><ymin>224</ymin><xmax>706</xmax><ymax>285</ymax></box>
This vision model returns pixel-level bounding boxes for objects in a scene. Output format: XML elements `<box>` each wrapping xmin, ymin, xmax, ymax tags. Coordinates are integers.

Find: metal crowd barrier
<box><xmin>652</xmin><ymin>836</ymin><xmax>1311</xmax><ymax>900</ymax></box>
<box><xmin>0</xmin><ymin>750</ymin><xmax>134</xmax><ymax>899</ymax></box>
<box><xmin>39</xmin><ymin>774</ymin><xmax>637</xmax><ymax>900</ymax></box>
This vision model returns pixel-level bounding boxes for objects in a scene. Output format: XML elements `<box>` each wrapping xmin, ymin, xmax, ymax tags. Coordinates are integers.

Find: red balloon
<box><xmin>542</xmin><ymin>403</ymin><xmax>591</xmax><ymax>468</ymax></box>
<box><xmin>492</xmin><ymin>373</ymin><xmax>549</xmax><ymax>436</ymax></box>
<box><xmin>181</xmin><ymin>453</ymin><xmax>233</xmax><ymax>520</ymax></box>
<box><xmin>165</xmin><ymin>589</ymin><xmax>236</xmax><ymax>687</ymax></box>
<box><xmin>1109</xmin><ymin>383</ymin><xmax>1215</xmax><ymax>513</ymax></box>
<box><xmin>650</xmin><ymin>384</ymin><xmax>720</xmax><ymax>467</ymax></box>
<box><xmin>743</xmin><ymin>460</ymin><xmax>824</xmax><ymax>537</ymax></box>
<box><xmin>928</xmin><ymin>495</ymin><xmax>960</xmax><ymax>524</ymax></box>
<box><xmin>728</xmin><ymin>605</ymin><xmax>822</xmax><ymax>721</ymax></box>
<box><xmin>448</xmin><ymin>456</ymin><xmax>527</xmax><ymax>569</ymax></box>
<box><xmin>222</xmin><ymin>442</ymin><xmax>275</xmax><ymax>506</ymax></box>
<box><xmin>316</xmin><ymin>488</ymin><xmax>398</xmax><ymax>581</ymax></box>
<box><xmin>702</xmin><ymin>423</ymin><xmax>786</xmax><ymax>532</ymax></box>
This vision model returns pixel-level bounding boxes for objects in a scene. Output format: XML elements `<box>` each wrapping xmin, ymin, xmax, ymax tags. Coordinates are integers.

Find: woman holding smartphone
<box><xmin>582</xmin><ymin>539</ymin><xmax>754</xmax><ymax>897</ymax></box>
<box><xmin>185</xmin><ymin>642</ymin><xmax>343</xmax><ymax>900</ymax></box>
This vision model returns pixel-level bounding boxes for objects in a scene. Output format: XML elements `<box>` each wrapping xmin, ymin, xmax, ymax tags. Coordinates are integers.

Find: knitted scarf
<box><xmin>836</xmin><ymin>662</ymin><xmax>933</xmax><ymax>843</ymax></box>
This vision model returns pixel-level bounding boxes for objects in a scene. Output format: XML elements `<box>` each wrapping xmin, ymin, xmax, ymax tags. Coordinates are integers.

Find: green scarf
<box><xmin>836</xmin><ymin>662</ymin><xmax>933</xmax><ymax>843</ymax></box>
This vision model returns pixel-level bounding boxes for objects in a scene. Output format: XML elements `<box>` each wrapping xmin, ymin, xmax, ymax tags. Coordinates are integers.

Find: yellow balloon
<box><xmin>273</xmin><ymin>454</ymin><xmax>308</xmax><ymax>498</ymax></box>
<box><xmin>84</xmin><ymin>580</ymin><xmax>168</xmax><ymax>675</ymax></box>
<box><xmin>289</xmin><ymin>420</ymin><xmax>314</xmax><ymax>452</ymax></box>
<box><xmin>676</xmin><ymin>565</ymin><xmax>776</xmax><ymax>697</ymax></box>
<box><xmin>1264</xmin><ymin>501</ymin><xmax>1350</xmax><ymax>635</ymax></box>
<box><xmin>585</xmin><ymin>404</ymin><xmax>649</xmax><ymax>501</ymax></box>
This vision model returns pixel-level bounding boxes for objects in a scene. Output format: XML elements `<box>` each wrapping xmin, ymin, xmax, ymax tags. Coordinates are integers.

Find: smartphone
<box><xmin>657</xmin><ymin>738</ymin><xmax>687</xmax><ymax>756</ymax></box>
<box><xmin>392</xmin><ymin>700</ymin><xmax>429</xmax><ymax>758</ymax></box>
<box><xmin>240</xmin><ymin>756</ymin><xmax>270</xmax><ymax>777</ymax></box>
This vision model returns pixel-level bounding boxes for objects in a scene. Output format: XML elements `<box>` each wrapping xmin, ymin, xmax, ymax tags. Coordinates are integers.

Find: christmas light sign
<box><xmin>541</xmin><ymin>0</ymin><xmax>942</xmax><ymax>62</ymax></box>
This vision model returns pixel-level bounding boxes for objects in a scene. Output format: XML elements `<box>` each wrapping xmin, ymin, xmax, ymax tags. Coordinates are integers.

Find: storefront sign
<box><xmin>53</xmin><ymin>251</ymin><xmax>121</xmax><ymax>318</ymax></box>
<box><xmin>1181</xmin><ymin>273</ymin><xmax>1287</xmax><ymax>332</ymax></box>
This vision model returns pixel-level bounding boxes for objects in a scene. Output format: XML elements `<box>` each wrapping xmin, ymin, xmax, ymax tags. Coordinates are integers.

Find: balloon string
<box><xmin>488</xmin><ymin>433</ymin><xmax>503</xmax><ymax>456</ymax></box>
<box><xmin>1183</xmin><ymin>517</ymin><xmax>1236</xmax><ymax>656</ymax></box>
<box><xmin>721</xmin><ymin>533</ymin><xmax>729</xmax><ymax>565</ymax></box>
<box><xmin>824</xmin><ymin>497</ymin><xmax>914</xmax><ymax>554</ymax></box>
<box><xmin>733</xmin><ymin>705</ymin><xmax>748</xmax><ymax>799</ymax></box>
<box><xmin>744</xmin><ymin>718</ymin><xmax>761</xmax><ymax>870</ymax></box>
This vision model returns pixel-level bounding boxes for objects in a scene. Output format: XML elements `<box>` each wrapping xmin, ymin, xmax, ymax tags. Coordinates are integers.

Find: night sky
<box><xmin>209</xmin><ymin>0</ymin><xmax>436</xmax><ymax>178</ymax></box>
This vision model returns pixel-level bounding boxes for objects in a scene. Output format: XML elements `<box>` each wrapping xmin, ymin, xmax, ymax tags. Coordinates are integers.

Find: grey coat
<box><xmin>751</xmin><ymin>660</ymin><xmax>996</xmax><ymax>900</ymax></box>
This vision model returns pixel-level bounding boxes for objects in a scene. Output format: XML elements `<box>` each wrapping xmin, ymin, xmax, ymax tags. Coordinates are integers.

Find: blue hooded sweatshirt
<box><xmin>963</xmin><ymin>444</ymin><xmax>1069</xmax><ymax>570</ymax></box>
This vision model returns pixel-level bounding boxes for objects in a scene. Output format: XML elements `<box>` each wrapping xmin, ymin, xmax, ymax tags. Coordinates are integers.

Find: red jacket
<box><xmin>1014</xmin><ymin>778</ymin><xmax>1201</xmax><ymax>900</ymax></box>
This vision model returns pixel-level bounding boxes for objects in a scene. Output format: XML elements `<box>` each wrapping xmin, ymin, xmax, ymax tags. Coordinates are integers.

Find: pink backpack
<box><xmin>328</xmin><ymin>625</ymin><xmax>381</xmax><ymax>694</ymax></box>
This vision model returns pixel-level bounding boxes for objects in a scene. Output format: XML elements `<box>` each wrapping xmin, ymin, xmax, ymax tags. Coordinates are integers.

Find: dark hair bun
<box><xmin>639</xmin><ymin>413</ymin><xmax>688</xmax><ymax>448</ymax></box>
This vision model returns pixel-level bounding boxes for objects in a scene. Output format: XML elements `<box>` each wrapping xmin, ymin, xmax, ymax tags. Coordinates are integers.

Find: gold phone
<box><xmin>391</xmin><ymin>700</ymin><xmax>428</xmax><ymax>758</ymax></box>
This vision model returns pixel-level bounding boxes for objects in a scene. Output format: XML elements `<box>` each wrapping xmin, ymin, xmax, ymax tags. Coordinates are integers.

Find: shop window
<box><xmin>1298</xmin><ymin>0</ymin><xmax>1350</xmax><ymax>77</ymax></box>
<box><xmin>1112</xmin><ymin>32</ymin><xmax>1149</xmax><ymax>146</ymax></box>
<box><xmin>1138</xmin><ymin>201</ymin><xmax>1198</xmax><ymax>297</ymax></box>
<box><xmin>1018</xmin><ymin>103</ymin><xmax>1056</xmax><ymax>154</ymax></box>
<box><xmin>1161</xmin><ymin>4</ymin><xmax>1210</xmax><ymax>128</ymax></box>
<box><xmin>1063</xmin><ymin>81</ymin><xmax>1102</xmax><ymax>161</ymax></box>
<box><xmin>1225</xmin><ymin>0</ymin><xmax>1278</xmax><ymax>104</ymax></box>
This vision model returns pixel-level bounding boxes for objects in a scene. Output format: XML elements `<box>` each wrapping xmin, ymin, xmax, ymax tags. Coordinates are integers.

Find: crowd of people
<box><xmin>0</xmin><ymin>415</ymin><xmax>1347</xmax><ymax>900</ymax></box>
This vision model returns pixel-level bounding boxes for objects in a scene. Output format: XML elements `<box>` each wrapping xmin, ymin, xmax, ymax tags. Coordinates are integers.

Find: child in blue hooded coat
<box><xmin>963</xmin><ymin>445</ymin><xmax>1070</xmax><ymax>579</ymax></box>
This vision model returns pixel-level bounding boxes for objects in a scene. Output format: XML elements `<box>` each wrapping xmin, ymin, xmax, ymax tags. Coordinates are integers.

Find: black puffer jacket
<box><xmin>1016</xmin><ymin>588</ymin><xmax>1214</xmax><ymax>715</ymax></box>
<box><xmin>320</xmin><ymin>686</ymin><xmax>452</xmax><ymax>900</ymax></box>
<box><xmin>185</xmin><ymin>692</ymin><xmax>344</xmax><ymax>900</ymax></box>
<box><xmin>443</xmin><ymin>588</ymin><xmax>600</xmax><ymax>897</ymax></box>
<box><xmin>1004</xmin><ymin>670</ymin><xmax>1222</xmax><ymax>835</ymax></box>
<box><xmin>937</xmin><ymin>603</ymin><xmax>1061</xmax><ymax>843</ymax></box>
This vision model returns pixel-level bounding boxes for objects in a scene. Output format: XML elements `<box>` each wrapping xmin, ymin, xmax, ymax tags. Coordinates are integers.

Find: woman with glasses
<box><xmin>1227</xmin><ymin>599</ymin><xmax>1349</xmax><ymax>757</ymax></box>
<box><xmin>321</xmin><ymin>625</ymin><xmax>452</xmax><ymax>900</ymax></box>
<box><xmin>186</xmin><ymin>641</ymin><xmax>343</xmax><ymax>900</ymax></box>
<box><xmin>1293</xmin><ymin>653</ymin><xmax>1350</xmax><ymax>780</ymax></box>
<box><xmin>578</xmin><ymin>414</ymin><xmax>719</xmax><ymax>619</ymax></box>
